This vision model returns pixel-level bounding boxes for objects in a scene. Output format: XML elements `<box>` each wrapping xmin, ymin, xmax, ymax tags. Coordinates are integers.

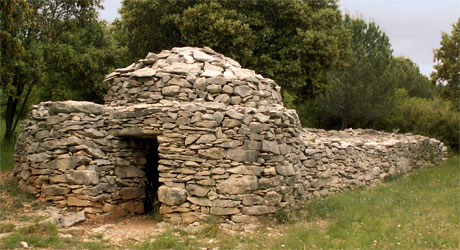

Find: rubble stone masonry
<box><xmin>13</xmin><ymin>47</ymin><xmax>448</xmax><ymax>224</ymax></box>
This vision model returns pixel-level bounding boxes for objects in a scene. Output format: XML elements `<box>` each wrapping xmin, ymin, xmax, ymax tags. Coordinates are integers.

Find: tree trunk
<box><xmin>3</xmin><ymin>95</ymin><xmax>18</xmax><ymax>142</ymax></box>
<box><xmin>341</xmin><ymin>116</ymin><xmax>349</xmax><ymax>130</ymax></box>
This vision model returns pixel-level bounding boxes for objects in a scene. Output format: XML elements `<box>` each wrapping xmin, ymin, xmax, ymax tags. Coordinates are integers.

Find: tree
<box><xmin>0</xmin><ymin>0</ymin><xmax>111</xmax><ymax>142</ymax></box>
<box><xmin>118</xmin><ymin>0</ymin><xmax>349</xmax><ymax>103</ymax></box>
<box><xmin>431</xmin><ymin>18</ymin><xmax>460</xmax><ymax>110</ymax></box>
<box><xmin>0</xmin><ymin>0</ymin><xmax>42</xmax><ymax>142</ymax></box>
<box><xmin>36</xmin><ymin>19</ymin><xmax>123</xmax><ymax>103</ymax></box>
<box><xmin>316</xmin><ymin>15</ymin><xmax>394</xmax><ymax>129</ymax></box>
<box><xmin>390</xmin><ymin>57</ymin><xmax>432</xmax><ymax>99</ymax></box>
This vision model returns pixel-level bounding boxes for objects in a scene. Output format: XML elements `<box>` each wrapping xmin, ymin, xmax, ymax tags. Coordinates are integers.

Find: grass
<box><xmin>0</xmin><ymin>222</ymin><xmax>110</xmax><ymax>249</ymax></box>
<box><xmin>0</xmin><ymin>179</ymin><xmax>37</xmax><ymax>221</ymax></box>
<box><xmin>0</xmin><ymin>141</ymin><xmax>14</xmax><ymax>172</ymax></box>
<box><xmin>0</xmin><ymin>118</ymin><xmax>16</xmax><ymax>172</ymax></box>
<box><xmin>263</xmin><ymin>155</ymin><xmax>460</xmax><ymax>249</ymax></box>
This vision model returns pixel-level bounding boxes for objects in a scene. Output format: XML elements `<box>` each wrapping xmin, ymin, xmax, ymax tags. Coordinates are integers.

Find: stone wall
<box><xmin>13</xmin><ymin>47</ymin><xmax>448</xmax><ymax>224</ymax></box>
<box><xmin>299</xmin><ymin>128</ymin><xmax>447</xmax><ymax>199</ymax></box>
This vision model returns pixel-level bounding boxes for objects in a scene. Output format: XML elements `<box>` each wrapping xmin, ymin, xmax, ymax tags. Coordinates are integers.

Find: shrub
<box><xmin>387</xmin><ymin>89</ymin><xmax>459</xmax><ymax>152</ymax></box>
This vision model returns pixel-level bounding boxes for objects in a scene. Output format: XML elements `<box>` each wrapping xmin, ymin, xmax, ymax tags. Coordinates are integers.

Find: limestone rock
<box><xmin>162</xmin><ymin>86</ymin><xmax>180</xmax><ymax>96</ymax></box>
<box><xmin>275</xmin><ymin>163</ymin><xmax>295</xmax><ymax>176</ymax></box>
<box><xmin>60</xmin><ymin>210</ymin><xmax>86</xmax><ymax>227</ymax></box>
<box><xmin>158</xmin><ymin>186</ymin><xmax>186</xmax><ymax>206</ymax></box>
<box><xmin>119</xmin><ymin>187</ymin><xmax>144</xmax><ymax>200</ymax></box>
<box><xmin>198</xmin><ymin>148</ymin><xmax>227</xmax><ymax>160</ymax></box>
<box><xmin>242</xmin><ymin>205</ymin><xmax>276</xmax><ymax>215</ymax></box>
<box><xmin>163</xmin><ymin>62</ymin><xmax>201</xmax><ymax>74</ymax></box>
<box><xmin>227</xmin><ymin>165</ymin><xmax>263</xmax><ymax>176</ymax></box>
<box><xmin>48</xmin><ymin>101</ymin><xmax>104</xmax><ymax>115</ymax></box>
<box><xmin>261</xmin><ymin>140</ymin><xmax>280</xmax><ymax>154</ymax></box>
<box><xmin>43</xmin><ymin>185</ymin><xmax>70</xmax><ymax>196</ymax></box>
<box><xmin>234</xmin><ymin>85</ymin><xmax>252</xmax><ymax>97</ymax></box>
<box><xmin>186</xmin><ymin>184</ymin><xmax>210</xmax><ymax>197</ymax></box>
<box><xmin>210</xmin><ymin>207</ymin><xmax>240</xmax><ymax>215</ymax></box>
<box><xmin>227</xmin><ymin>149</ymin><xmax>259</xmax><ymax>162</ymax></box>
<box><xmin>196</xmin><ymin>134</ymin><xmax>217</xmax><ymax>144</ymax></box>
<box><xmin>66</xmin><ymin>170</ymin><xmax>99</xmax><ymax>185</ymax></box>
<box><xmin>130</xmin><ymin>68</ymin><xmax>156</xmax><ymax>77</ymax></box>
<box><xmin>68</xmin><ymin>196</ymin><xmax>91</xmax><ymax>206</ymax></box>
<box><xmin>217</xmin><ymin>176</ymin><xmax>258</xmax><ymax>194</ymax></box>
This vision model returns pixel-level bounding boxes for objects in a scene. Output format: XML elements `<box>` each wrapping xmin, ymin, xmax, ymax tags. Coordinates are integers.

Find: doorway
<box><xmin>141</xmin><ymin>139</ymin><xmax>160</xmax><ymax>214</ymax></box>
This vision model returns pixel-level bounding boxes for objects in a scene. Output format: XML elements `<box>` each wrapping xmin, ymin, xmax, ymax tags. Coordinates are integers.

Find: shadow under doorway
<box><xmin>140</xmin><ymin>138</ymin><xmax>161</xmax><ymax>216</ymax></box>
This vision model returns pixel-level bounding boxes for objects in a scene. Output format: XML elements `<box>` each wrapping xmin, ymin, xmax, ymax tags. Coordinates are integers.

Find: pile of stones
<box><xmin>13</xmin><ymin>47</ymin><xmax>448</xmax><ymax>224</ymax></box>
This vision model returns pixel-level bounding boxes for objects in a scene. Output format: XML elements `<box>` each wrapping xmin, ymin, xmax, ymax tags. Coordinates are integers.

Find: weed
<box><xmin>274</xmin><ymin>207</ymin><xmax>291</xmax><ymax>224</ymax></box>
<box><xmin>429</xmin><ymin>149</ymin><xmax>436</xmax><ymax>163</ymax></box>
<box><xmin>0</xmin><ymin>223</ymin><xmax>14</xmax><ymax>233</ymax></box>
<box><xmin>199</xmin><ymin>215</ymin><xmax>221</xmax><ymax>238</ymax></box>
<box><xmin>140</xmin><ymin>231</ymin><xmax>189</xmax><ymax>250</ymax></box>
<box><xmin>384</xmin><ymin>172</ymin><xmax>402</xmax><ymax>182</ymax></box>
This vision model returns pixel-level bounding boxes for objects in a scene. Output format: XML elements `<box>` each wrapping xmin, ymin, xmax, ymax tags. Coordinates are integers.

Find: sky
<box><xmin>98</xmin><ymin>0</ymin><xmax>460</xmax><ymax>76</ymax></box>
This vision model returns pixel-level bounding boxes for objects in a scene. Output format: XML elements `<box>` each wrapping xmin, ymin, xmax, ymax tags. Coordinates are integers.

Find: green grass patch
<box><xmin>0</xmin><ymin>141</ymin><xmax>14</xmax><ymax>172</ymax></box>
<box><xmin>0</xmin><ymin>222</ymin><xmax>112</xmax><ymax>249</ymax></box>
<box><xmin>266</xmin><ymin>156</ymin><xmax>460</xmax><ymax>249</ymax></box>
<box><xmin>0</xmin><ymin>223</ymin><xmax>15</xmax><ymax>233</ymax></box>
<box><xmin>0</xmin><ymin>117</ymin><xmax>21</xmax><ymax>172</ymax></box>
<box><xmin>139</xmin><ymin>230</ymin><xmax>199</xmax><ymax>250</ymax></box>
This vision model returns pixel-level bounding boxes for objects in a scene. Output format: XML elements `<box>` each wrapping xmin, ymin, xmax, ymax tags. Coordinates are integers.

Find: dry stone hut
<box><xmin>13</xmin><ymin>47</ymin><xmax>448</xmax><ymax>224</ymax></box>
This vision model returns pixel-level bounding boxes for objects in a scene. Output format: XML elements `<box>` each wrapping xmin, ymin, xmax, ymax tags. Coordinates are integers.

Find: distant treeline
<box><xmin>1</xmin><ymin>0</ymin><xmax>458</xmax><ymax>151</ymax></box>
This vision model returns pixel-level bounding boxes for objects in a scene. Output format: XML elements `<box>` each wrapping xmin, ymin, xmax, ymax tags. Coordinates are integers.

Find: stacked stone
<box><xmin>104</xmin><ymin>47</ymin><xmax>282</xmax><ymax>108</ymax></box>
<box><xmin>298</xmin><ymin>128</ymin><xmax>448</xmax><ymax>198</ymax></box>
<box><xmin>13</xmin><ymin>101</ymin><xmax>147</xmax><ymax>219</ymax></box>
<box><xmin>13</xmin><ymin>47</ymin><xmax>448</xmax><ymax>224</ymax></box>
<box><xmin>108</xmin><ymin>100</ymin><xmax>306</xmax><ymax>223</ymax></box>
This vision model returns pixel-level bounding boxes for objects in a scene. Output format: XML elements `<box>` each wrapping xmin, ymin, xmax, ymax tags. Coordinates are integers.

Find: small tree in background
<box><xmin>316</xmin><ymin>15</ymin><xmax>394</xmax><ymax>129</ymax></box>
<box><xmin>390</xmin><ymin>57</ymin><xmax>432</xmax><ymax>99</ymax></box>
<box><xmin>431</xmin><ymin>18</ymin><xmax>460</xmax><ymax>111</ymax></box>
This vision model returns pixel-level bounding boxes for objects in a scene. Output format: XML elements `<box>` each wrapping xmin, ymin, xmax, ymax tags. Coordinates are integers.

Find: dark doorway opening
<box><xmin>141</xmin><ymin>139</ymin><xmax>160</xmax><ymax>214</ymax></box>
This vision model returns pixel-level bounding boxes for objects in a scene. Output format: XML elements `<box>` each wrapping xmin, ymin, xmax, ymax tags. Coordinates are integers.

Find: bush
<box><xmin>387</xmin><ymin>89</ymin><xmax>460</xmax><ymax>152</ymax></box>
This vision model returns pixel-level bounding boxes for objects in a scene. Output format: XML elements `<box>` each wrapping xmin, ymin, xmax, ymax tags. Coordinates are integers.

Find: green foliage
<box><xmin>390</xmin><ymin>57</ymin><xmax>433</xmax><ymax>99</ymax></box>
<box><xmin>316</xmin><ymin>15</ymin><xmax>395</xmax><ymax>129</ymax></box>
<box><xmin>431</xmin><ymin>18</ymin><xmax>460</xmax><ymax>109</ymax></box>
<box><xmin>118</xmin><ymin>0</ymin><xmax>349</xmax><ymax>102</ymax></box>
<box><xmin>174</xmin><ymin>0</ymin><xmax>254</xmax><ymax>66</ymax></box>
<box><xmin>274</xmin><ymin>207</ymin><xmax>291</xmax><ymax>224</ymax></box>
<box><xmin>0</xmin><ymin>0</ymin><xmax>123</xmax><ymax>142</ymax></box>
<box><xmin>35</xmin><ymin>20</ymin><xmax>123</xmax><ymax>103</ymax></box>
<box><xmin>387</xmin><ymin>89</ymin><xmax>460</xmax><ymax>152</ymax></box>
<box><xmin>0</xmin><ymin>0</ymin><xmax>42</xmax><ymax>142</ymax></box>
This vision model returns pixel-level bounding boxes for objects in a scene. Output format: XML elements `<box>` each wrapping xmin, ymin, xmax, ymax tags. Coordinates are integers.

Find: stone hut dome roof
<box><xmin>103</xmin><ymin>47</ymin><xmax>282</xmax><ymax>108</ymax></box>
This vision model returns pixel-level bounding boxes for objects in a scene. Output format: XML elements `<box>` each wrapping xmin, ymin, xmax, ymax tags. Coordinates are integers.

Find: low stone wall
<box><xmin>298</xmin><ymin>128</ymin><xmax>448</xmax><ymax>199</ymax></box>
<box><xmin>13</xmin><ymin>47</ymin><xmax>448</xmax><ymax>224</ymax></box>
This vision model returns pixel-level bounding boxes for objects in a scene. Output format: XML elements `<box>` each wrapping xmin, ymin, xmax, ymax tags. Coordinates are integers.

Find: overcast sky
<box><xmin>98</xmin><ymin>0</ymin><xmax>460</xmax><ymax>76</ymax></box>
